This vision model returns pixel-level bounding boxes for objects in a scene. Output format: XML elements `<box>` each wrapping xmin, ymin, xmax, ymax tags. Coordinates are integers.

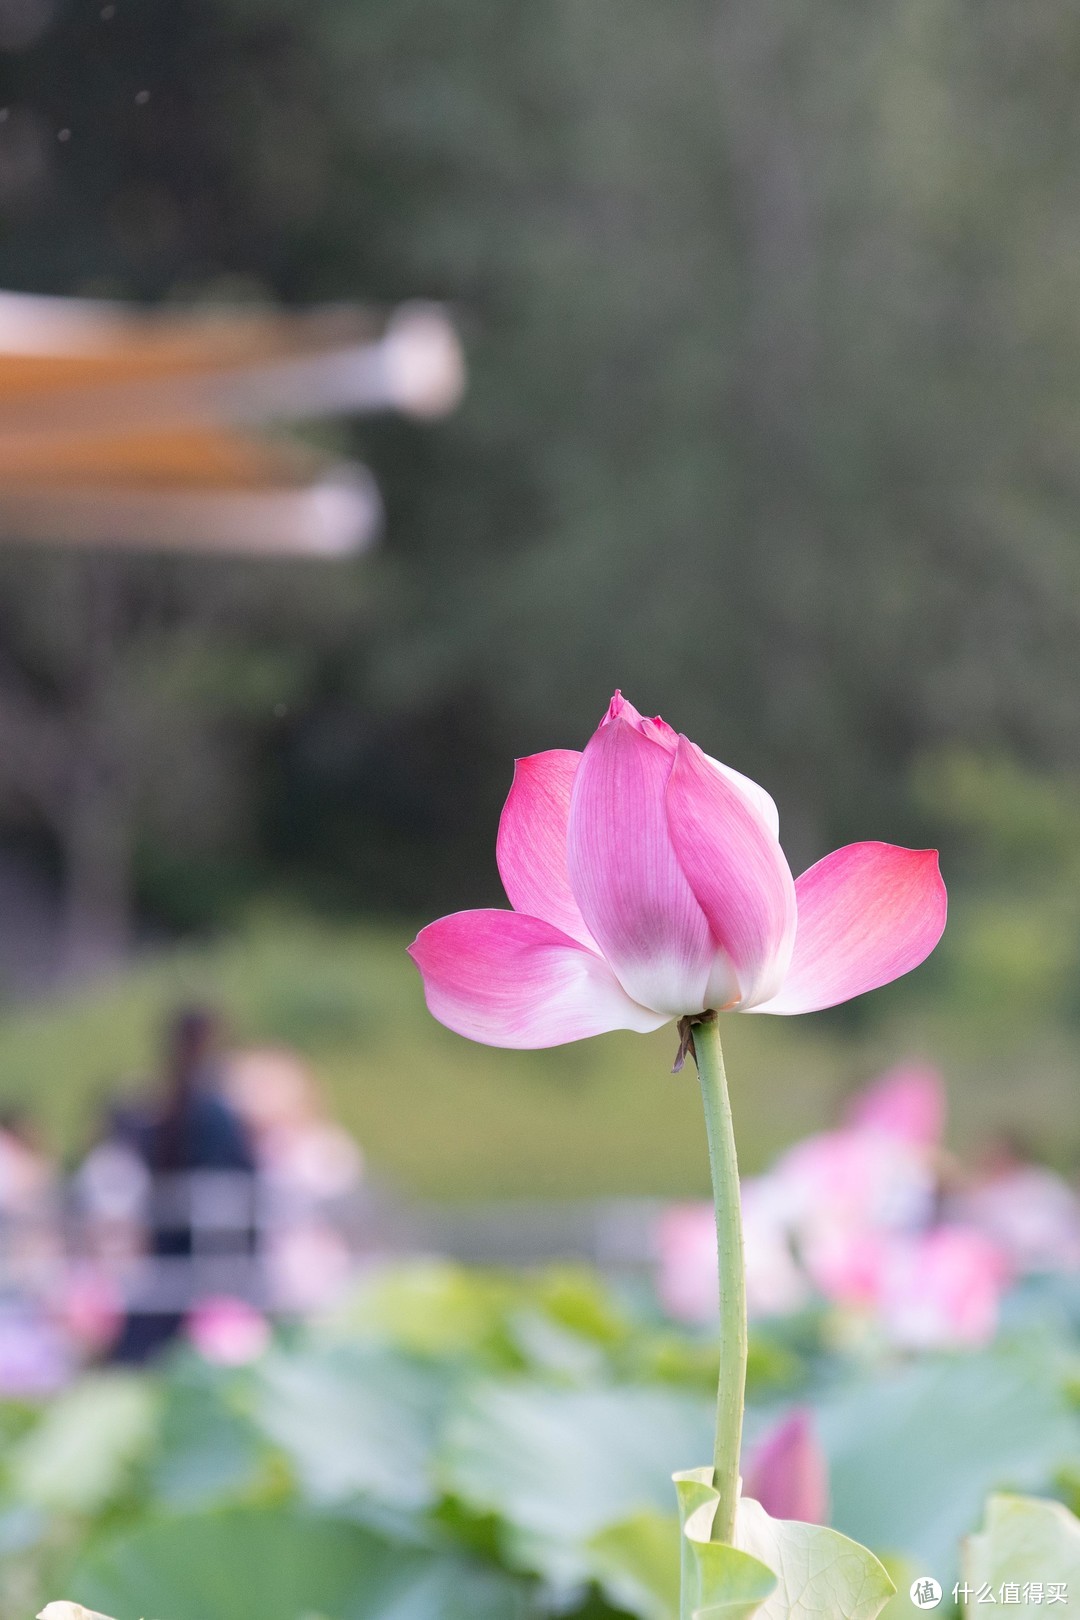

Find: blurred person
<box><xmin>110</xmin><ymin>1006</ymin><xmax>258</xmax><ymax>1362</ymax></box>
<box><xmin>145</xmin><ymin>1009</ymin><xmax>254</xmax><ymax>1176</ymax></box>
<box><xmin>225</xmin><ymin>1045</ymin><xmax>364</xmax><ymax>1196</ymax></box>
<box><xmin>0</xmin><ymin>1106</ymin><xmax>54</xmax><ymax>1210</ymax></box>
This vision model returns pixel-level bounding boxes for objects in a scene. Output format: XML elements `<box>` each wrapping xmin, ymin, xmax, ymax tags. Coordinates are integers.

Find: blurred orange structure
<box><xmin>0</xmin><ymin>291</ymin><xmax>464</xmax><ymax>554</ymax></box>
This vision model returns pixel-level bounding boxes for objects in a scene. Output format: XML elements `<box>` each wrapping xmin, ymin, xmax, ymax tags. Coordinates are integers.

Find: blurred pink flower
<box><xmin>655</xmin><ymin>1203</ymin><xmax>720</xmax><ymax>1323</ymax></box>
<box><xmin>409</xmin><ymin>693</ymin><xmax>946</xmax><ymax>1046</ymax></box>
<box><xmin>949</xmin><ymin>1164</ymin><xmax>1080</xmax><ymax>1276</ymax></box>
<box><xmin>740</xmin><ymin>1179</ymin><xmax>812</xmax><ymax>1317</ymax></box>
<box><xmin>742</xmin><ymin>1409</ymin><xmax>829</xmax><ymax>1523</ymax></box>
<box><xmin>878</xmin><ymin>1226</ymin><xmax>1010</xmax><ymax>1350</ymax></box>
<box><xmin>655</xmin><ymin>1098</ymin><xmax>940</xmax><ymax>1326</ymax></box>
<box><xmin>656</xmin><ymin>1188</ymin><xmax>810</xmax><ymax>1325</ymax></box>
<box><xmin>775</xmin><ymin>1125</ymin><xmax>935</xmax><ymax>1237</ymax></box>
<box><xmin>843</xmin><ymin>1064</ymin><xmax>945</xmax><ymax>1149</ymax></box>
<box><xmin>802</xmin><ymin>1226</ymin><xmax>894</xmax><ymax>1310</ymax></box>
<box><xmin>55</xmin><ymin>1264</ymin><xmax>123</xmax><ymax>1355</ymax></box>
<box><xmin>655</xmin><ymin>1053</ymin><xmax>1016</xmax><ymax>1348</ymax></box>
<box><xmin>186</xmin><ymin>1295</ymin><xmax>270</xmax><ymax>1365</ymax></box>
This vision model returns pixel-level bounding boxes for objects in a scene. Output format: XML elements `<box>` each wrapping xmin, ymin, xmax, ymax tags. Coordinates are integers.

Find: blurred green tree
<box><xmin>3</xmin><ymin>0</ymin><xmax>1080</xmax><ymax>965</ymax></box>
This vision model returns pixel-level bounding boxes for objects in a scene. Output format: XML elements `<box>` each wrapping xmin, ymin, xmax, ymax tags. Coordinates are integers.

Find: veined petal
<box><xmin>605</xmin><ymin>689</ymin><xmax>678</xmax><ymax>751</ymax></box>
<box><xmin>665</xmin><ymin>737</ymin><xmax>797</xmax><ymax>1007</ymax></box>
<box><xmin>750</xmin><ymin>843</ymin><xmax>946</xmax><ymax>1016</ymax></box>
<box><xmin>496</xmin><ymin>750</ymin><xmax>596</xmax><ymax>948</ymax></box>
<box><xmin>705</xmin><ymin>754</ymin><xmax>780</xmax><ymax>839</ymax></box>
<box><xmin>408</xmin><ymin>910</ymin><xmax>667</xmax><ymax>1048</ymax></box>
<box><xmin>567</xmin><ymin>715</ymin><xmax>717</xmax><ymax>1016</ymax></box>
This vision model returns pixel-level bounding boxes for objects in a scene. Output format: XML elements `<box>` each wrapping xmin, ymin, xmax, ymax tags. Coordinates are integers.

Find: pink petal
<box><xmin>706</xmin><ymin>754</ymin><xmax>780</xmax><ymax>840</ymax></box>
<box><xmin>408</xmin><ymin>910</ymin><xmax>667</xmax><ymax>1048</ymax></box>
<box><xmin>567</xmin><ymin>715</ymin><xmax>719</xmax><ymax>1016</ymax></box>
<box><xmin>604</xmin><ymin>690</ymin><xmax>674</xmax><ymax>746</ymax></box>
<box><xmin>496</xmin><ymin>750</ymin><xmax>596</xmax><ymax>948</ymax></box>
<box><xmin>750</xmin><ymin>843</ymin><xmax>946</xmax><ymax>1016</ymax></box>
<box><xmin>607</xmin><ymin>694</ymin><xmax>779</xmax><ymax>834</ymax></box>
<box><xmin>742</xmin><ymin>1410</ymin><xmax>829</xmax><ymax>1524</ymax></box>
<box><xmin>665</xmin><ymin>738</ymin><xmax>797</xmax><ymax>1007</ymax></box>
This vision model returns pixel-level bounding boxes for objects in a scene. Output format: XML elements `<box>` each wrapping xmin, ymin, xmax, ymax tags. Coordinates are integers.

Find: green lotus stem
<box><xmin>691</xmin><ymin>1013</ymin><xmax>746</xmax><ymax>1545</ymax></box>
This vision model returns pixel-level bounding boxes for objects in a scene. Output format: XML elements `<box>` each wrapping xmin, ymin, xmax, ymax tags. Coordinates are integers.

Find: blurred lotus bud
<box><xmin>742</xmin><ymin>1409</ymin><xmax>829</xmax><ymax>1523</ymax></box>
<box><xmin>844</xmin><ymin>1063</ymin><xmax>945</xmax><ymax>1149</ymax></box>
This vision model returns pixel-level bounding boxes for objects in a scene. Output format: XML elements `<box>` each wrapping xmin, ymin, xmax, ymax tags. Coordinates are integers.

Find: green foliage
<box><xmin>441</xmin><ymin>1382</ymin><xmax>713</xmax><ymax>1585</ymax></box>
<box><xmin>5</xmin><ymin>1261</ymin><xmax>1079</xmax><ymax>1619</ymax></box>
<box><xmin>735</xmin><ymin>1500</ymin><xmax>894</xmax><ymax>1620</ymax></box>
<box><xmin>72</xmin><ymin>1507</ymin><xmax>532</xmax><ymax>1620</ymax></box>
<box><xmin>596</xmin><ymin>1469</ymin><xmax>897</xmax><ymax>1620</ymax></box>
<box><xmin>146</xmin><ymin>1357</ymin><xmax>278</xmax><ymax>1513</ymax></box>
<box><xmin>964</xmin><ymin>1495</ymin><xmax>1080</xmax><ymax>1603</ymax></box>
<box><xmin>8</xmin><ymin>1374</ymin><xmax>158</xmax><ymax>1517</ymax></box>
<box><xmin>667</xmin><ymin>1470</ymin><xmax>895</xmax><ymax>1620</ymax></box>
<box><xmin>913</xmin><ymin>755</ymin><xmax>1080</xmax><ymax>885</ymax></box>
<box><xmin>252</xmin><ymin>1343</ymin><xmax>453</xmax><ymax>1512</ymax></box>
<box><xmin>4</xmin><ymin>0</ymin><xmax>1080</xmax><ymax>956</ymax></box>
<box><xmin>674</xmin><ymin>1472</ymin><xmax>777</xmax><ymax>1620</ymax></box>
<box><xmin>588</xmin><ymin>1511</ymin><xmax>683</xmax><ymax>1620</ymax></box>
<box><xmin>817</xmin><ymin>1342</ymin><xmax>1080</xmax><ymax>1581</ymax></box>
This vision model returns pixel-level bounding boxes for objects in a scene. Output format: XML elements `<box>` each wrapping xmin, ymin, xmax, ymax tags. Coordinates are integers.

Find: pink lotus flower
<box><xmin>742</xmin><ymin>1409</ymin><xmax>829</xmax><ymax>1524</ymax></box>
<box><xmin>409</xmin><ymin>694</ymin><xmax>947</xmax><ymax>1046</ymax></box>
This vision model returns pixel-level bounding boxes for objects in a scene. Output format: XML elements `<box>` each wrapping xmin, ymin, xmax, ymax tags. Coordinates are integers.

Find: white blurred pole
<box><xmin>0</xmin><ymin>464</ymin><xmax>382</xmax><ymax>555</ymax></box>
<box><xmin>0</xmin><ymin>294</ymin><xmax>462</xmax><ymax>555</ymax></box>
<box><xmin>0</xmin><ymin>302</ymin><xmax>465</xmax><ymax>446</ymax></box>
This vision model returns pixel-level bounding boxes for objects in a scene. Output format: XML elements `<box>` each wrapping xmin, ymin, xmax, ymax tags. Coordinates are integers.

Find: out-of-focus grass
<box><xmin>0</xmin><ymin>911</ymin><xmax>1074</xmax><ymax>1197</ymax></box>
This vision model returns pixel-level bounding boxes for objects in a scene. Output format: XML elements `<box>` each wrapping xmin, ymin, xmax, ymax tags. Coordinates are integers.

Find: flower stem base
<box><xmin>688</xmin><ymin>1013</ymin><xmax>746</xmax><ymax>1545</ymax></box>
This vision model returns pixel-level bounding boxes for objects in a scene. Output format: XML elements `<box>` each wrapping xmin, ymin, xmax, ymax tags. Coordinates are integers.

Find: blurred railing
<box><xmin>0</xmin><ymin>1168</ymin><xmax>664</xmax><ymax>1325</ymax></box>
